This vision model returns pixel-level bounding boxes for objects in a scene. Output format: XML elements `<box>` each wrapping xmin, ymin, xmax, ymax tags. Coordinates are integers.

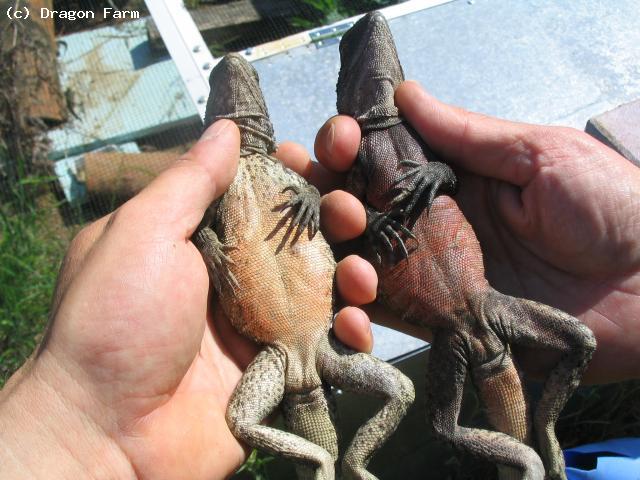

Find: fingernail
<box><xmin>366</xmin><ymin>314</ymin><xmax>373</xmax><ymax>337</ymax></box>
<box><xmin>201</xmin><ymin>119</ymin><xmax>230</xmax><ymax>141</ymax></box>
<box><xmin>362</xmin><ymin>311</ymin><xmax>374</xmax><ymax>352</ymax></box>
<box><xmin>354</xmin><ymin>308</ymin><xmax>371</xmax><ymax>332</ymax></box>
<box><xmin>325</xmin><ymin>122</ymin><xmax>335</xmax><ymax>155</ymax></box>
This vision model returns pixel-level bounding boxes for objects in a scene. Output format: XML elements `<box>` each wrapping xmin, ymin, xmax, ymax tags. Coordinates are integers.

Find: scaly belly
<box><xmin>378</xmin><ymin>196</ymin><xmax>489</xmax><ymax>326</ymax></box>
<box><xmin>216</xmin><ymin>161</ymin><xmax>335</xmax><ymax>347</ymax></box>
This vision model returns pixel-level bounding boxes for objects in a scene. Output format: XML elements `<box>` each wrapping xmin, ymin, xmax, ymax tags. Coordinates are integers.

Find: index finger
<box><xmin>274</xmin><ymin>142</ymin><xmax>345</xmax><ymax>194</ymax></box>
<box><xmin>395</xmin><ymin>81</ymin><xmax>540</xmax><ymax>187</ymax></box>
<box><xmin>314</xmin><ymin>115</ymin><xmax>361</xmax><ymax>174</ymax></box>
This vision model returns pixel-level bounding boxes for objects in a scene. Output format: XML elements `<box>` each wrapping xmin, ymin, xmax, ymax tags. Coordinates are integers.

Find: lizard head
<box><xmin>337</xmin><ymin>11</ymin><xmax>405</xmax><ymax>132</ymax></box>
<box><xmin>205</xmin><ymin>53</ymin><xmax>276</xmax><ymax>156</ymax></box>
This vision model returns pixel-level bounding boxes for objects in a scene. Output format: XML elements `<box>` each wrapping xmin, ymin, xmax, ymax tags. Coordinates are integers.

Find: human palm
<box><xmin>312</xmin><ymin>81</ymin><xmax>640</xmax><ymax>384</ymax></box>
<box><xmin>0</xmin><ymin>120</ymin><xmax>377</xmax><ymax>479</ymax></box>
<box><xmin>452</xmin><ymin>129</ymin><xmax>640</xmax><ymax>383</ymax></box>
<box><xmin>51</xmin><ymin>230</ymin><xmax>252</xmax><ymax>478</ymax></box>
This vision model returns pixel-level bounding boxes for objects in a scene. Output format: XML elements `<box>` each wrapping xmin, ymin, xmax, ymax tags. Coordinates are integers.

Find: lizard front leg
<box><xmin>390</xmin><ymin>159</ymin><xmax>457</xmax><ymax>221</ymax></box>
<box><xmin>426</xmin><ymin>330</ymin><xmax>545</xmax><ymax>480</ymax></box>
<box><xmin>365</xmin><ymin>206</ymin><xmax>415</xmax><ymax>263</ymax></box>
<box><xmin>277</xmin><ymin>183</ymin><xmax>321</xmax><ymax>240</ymax></box>
<box><xmin>192</xmin><ymin>226</ymin><xmax>238</xmax><ymax>293</ymax></box>
<box><xmin>318</xmin><ymin>335</ymin><xmax>415</xmax><ymax>480</ymax></box>
<box><xmin>345</xmin><ymin>159</ymin><xmax>415</xmax><ymax>264</ymax></box>
<box><xmin>227</xmin><ymin>346</ymin><xmax>336</xmax><ymax>480</ymax></box>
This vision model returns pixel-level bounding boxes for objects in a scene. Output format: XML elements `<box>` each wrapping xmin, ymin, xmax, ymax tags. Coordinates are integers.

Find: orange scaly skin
<box><xmin>194</xmin><ymin>53</ymin><xmax>414</xmax><ymax>480</ymax></box>
<box><xmin>338</xmin><ymin>13</ymin><xmax>596</xmax><ymax>480</ymax></box>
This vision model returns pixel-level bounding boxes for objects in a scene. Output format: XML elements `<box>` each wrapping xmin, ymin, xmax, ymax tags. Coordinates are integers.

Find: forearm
<box><xmin>0</xmin><ymin>356</ymin><xmax>136</xmax><ymax>479</ymax></box>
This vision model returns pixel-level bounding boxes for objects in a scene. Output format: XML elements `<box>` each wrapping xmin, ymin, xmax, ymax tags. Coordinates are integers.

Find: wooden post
<box><xmin>1</xmin><ymin>0</ymin><xmax>67</xmax><ymax>124</ymax></box>
<box><xmin>80</xmin><ymin>150</ymin><xmax>181</xmax><ymax>201</ymax></box>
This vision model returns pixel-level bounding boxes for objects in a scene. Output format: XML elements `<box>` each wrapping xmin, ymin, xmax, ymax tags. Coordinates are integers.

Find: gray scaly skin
<box><xmin>193</xmin><ymin>54</ymin><xmax>414</xmax><ymax>480</ymax></box>
<box><xmin>336</xmin><ymin>12</ymin><xmax>596</xmax><ymax>480</ymax></box>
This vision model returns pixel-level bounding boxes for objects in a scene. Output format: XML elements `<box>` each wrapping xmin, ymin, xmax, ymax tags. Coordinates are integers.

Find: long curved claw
<box><xmin>398</xmin><ymin>159</ymin><xmax>421</xmax><ymax>168</ymax></box>
<box><xmin>300</xmin><ymin>204</ymin><xmax>317</xmax><ymax>238</ymax></box>
<box><xmin>383</xmin><ymin>224</ymin><xmax>409</xmax><ymax>260</ymax></box>
<box><xmin>404</xmin><ymin>175</ymin><xmax>429</xmax><ymax>214</ymax></box>
<box><xmin>390</xmin><ymin>160</ymin><xmax>458</xmax><ymax>219</ymax></box>
<box><xmin>280</xmin><ymin>184</ymin><xmax>321</xmax><ymax>241</ymax></box>
<box><xmin>192</xmin><ymin>227</ymin><xmax>239</xmax><ymax>294</ymax></box>
<box><xmin>365</xmin><ymin>207</ymin><xmax>414</xmax><ymax>264</ymax></box>
<box><xmin>393</xmin><ymin>165</ymin><xmax>422</xmax><ymax>184</ymax></box>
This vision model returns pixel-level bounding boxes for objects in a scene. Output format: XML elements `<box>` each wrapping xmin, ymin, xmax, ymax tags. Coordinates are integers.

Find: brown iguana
<box><xmin>336</xmin><ymin>12</ymin><xmax>596</xmax><ymax>480</ymax></box>
<box><xmin>193</xmin><ymin>53</ymin><xmax>414</xmax><ymax>480</ymax></box>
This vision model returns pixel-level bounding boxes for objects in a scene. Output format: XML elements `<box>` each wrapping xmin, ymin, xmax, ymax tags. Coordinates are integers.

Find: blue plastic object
<box><xmin>564</xmin><ymin>438</ymin><xmax>640</xmax><ymax>479</ymax></box>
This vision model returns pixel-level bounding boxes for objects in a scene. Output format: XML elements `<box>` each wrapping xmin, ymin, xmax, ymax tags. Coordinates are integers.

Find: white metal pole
<box><xmin>143</xmin><ymin>0</ymin><xmax>215</xmax><ymax>119</ymax></box>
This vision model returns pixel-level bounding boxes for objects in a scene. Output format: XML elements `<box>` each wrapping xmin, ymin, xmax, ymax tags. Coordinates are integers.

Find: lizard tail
<box><xmin>282</xmin><ymin>387</ymin><xmax>339</xmax><ymax>479</ymax></box>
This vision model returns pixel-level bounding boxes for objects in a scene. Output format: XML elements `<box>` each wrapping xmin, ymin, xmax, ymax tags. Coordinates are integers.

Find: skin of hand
<box><xmin>0</xmin><ymin>120</ymin><xmax>378</xmax><ymax>480</ymax></box>
<box><xmin>306</xmin><ymin>80</ymin><xmax>640</xmax><ymax>385</ymax></box>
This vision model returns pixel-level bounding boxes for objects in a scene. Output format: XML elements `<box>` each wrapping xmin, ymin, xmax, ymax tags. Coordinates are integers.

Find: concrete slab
<box><xmin>586</xmin><ymin>99</ymin><xmax>640</xmax><ymax>166</ymax></box>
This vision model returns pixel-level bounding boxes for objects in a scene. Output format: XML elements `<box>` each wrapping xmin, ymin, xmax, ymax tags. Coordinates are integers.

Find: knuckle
<box><xmin>70</xmin><ymin>221</ymin><xmax>102</xmax><ymax>253</ymax></box>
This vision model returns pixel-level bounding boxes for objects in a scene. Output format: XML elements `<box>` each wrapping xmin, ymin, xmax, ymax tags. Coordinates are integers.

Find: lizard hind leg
<box><xmin>481</xmin><ymin>290</ymin><xmax>596</xmax><ymax>480</ymax></box>
<box><xmin>318</xmin><ymin>334</ymin><xmax>415</xmax><ymax>480</ymax></box>
<box><xmin>473</xmin><ymin>354</ymin><xmax>533</xmax><ymax>480</ymax></box>
<box><xmin>427</xmin><ymin>330</ymin><xmax>545</xmax><ymax>480</ymax></box>
<box><xmin>227</xmin><ymin>346</ymin><xmax>336</xmax><ymax>480</ymax></box>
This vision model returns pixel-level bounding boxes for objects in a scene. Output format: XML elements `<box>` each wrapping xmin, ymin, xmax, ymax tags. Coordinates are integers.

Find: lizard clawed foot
<box><xmin>192</xmin><ymin>226</ymin><xmax>239</xmax><ymax>293</ymax></box>
<box><xmin>366</xmin><ymin>207</ymin><xmax>415</xmax><ymax>264</ymax></box>
<box><xmin>390</xmin><ymin>160</ymin><xmax>458</xmax><ymax>219</ymax></box>
<box><xmin>278</xmin><ymin>184</ymin><xmax>321</xmax><ymax>240</ymax></box>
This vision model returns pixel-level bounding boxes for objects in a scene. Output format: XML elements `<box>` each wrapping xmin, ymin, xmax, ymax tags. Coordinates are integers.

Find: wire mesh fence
<box><xmin>2</xmin><ymin>0</ymin><xmax>402</xmax><ymax>221</ymax></box>
<box><xmin>0</xmin><ymin>0</ymin><xmax>404</xmax><ymax>394</ymax></box>
<box><xmin>2</xmin><ymin>2</ymin><xmax>640</xmax><ymax>479</ymax></box>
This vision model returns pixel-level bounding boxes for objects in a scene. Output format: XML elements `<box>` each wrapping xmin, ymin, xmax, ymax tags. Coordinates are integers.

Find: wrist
<box><xmin>0</xmin><ymin>352</ymin><xmax>136</xmax><ymax>479</ymax></box>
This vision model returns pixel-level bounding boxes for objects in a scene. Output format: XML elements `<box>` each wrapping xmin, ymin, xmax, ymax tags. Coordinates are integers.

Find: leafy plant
<box><xmin>234</xmin><ymin>449</ymin><xmax>274</xmax><ymax>480</ymax></box>
<box><xmin>291</xmin><ymin>0</ymin><xmax>397</xmax><ymax>29</ymax></box>
<box><xmin>291</xmin><ymin>0</ymin><xmax>346</xmax><ymax>28</ymax></box>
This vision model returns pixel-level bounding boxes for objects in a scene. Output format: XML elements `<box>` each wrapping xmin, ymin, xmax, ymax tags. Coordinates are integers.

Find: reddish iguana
<box><xmin>336</xmin><ymin>12</ymin><xmax>596</xmax><ymax>480</ymax></box>
<box><xmin>193</xmin><ymin>53</ymin><xmax>414</xmax><ymax>480</ymax></box>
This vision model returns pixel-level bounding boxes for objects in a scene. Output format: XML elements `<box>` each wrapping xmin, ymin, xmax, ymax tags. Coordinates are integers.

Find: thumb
<box><xmin>395</xmin><ymin>81</ymin><xmax>539</xmax><ymax>186</ymax></box>
<box><xmin>122</xmin><ymin>119</ymin><xmax>240</xmax><ymax>240</ymax></box>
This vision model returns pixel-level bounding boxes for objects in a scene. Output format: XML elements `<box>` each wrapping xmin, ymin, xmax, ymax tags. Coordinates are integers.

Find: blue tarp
<box><xmin>565</xmin><ymin>438</ymin><xmax>640</xmax><ymax>480</ymax></box>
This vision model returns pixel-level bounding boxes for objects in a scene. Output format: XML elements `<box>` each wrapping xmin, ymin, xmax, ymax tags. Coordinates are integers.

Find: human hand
<box><xmin>309</xmin><ymin>80</ymin><xmax>640</xmax><ymax>384</ymax></box>
<box><xmin>0</xmin><ymin>120</ymin><xmax>377</xmax><ymax>479</ymax></box>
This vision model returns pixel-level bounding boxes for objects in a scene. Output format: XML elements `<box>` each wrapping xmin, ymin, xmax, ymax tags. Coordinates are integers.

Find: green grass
<box><xmin>291</xmin><ymin>0</ymin><xmax>398</xmax><ymax>29</ymax></box>
<box><xmin>0</xmin><ymin>177</ymin><xmax>72</xmax><ymax>386</ymax></box>
<box><xmin>233</xmin><ymin>449</ymin><xmax>273</xmax><ymax>479</ymax></box>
